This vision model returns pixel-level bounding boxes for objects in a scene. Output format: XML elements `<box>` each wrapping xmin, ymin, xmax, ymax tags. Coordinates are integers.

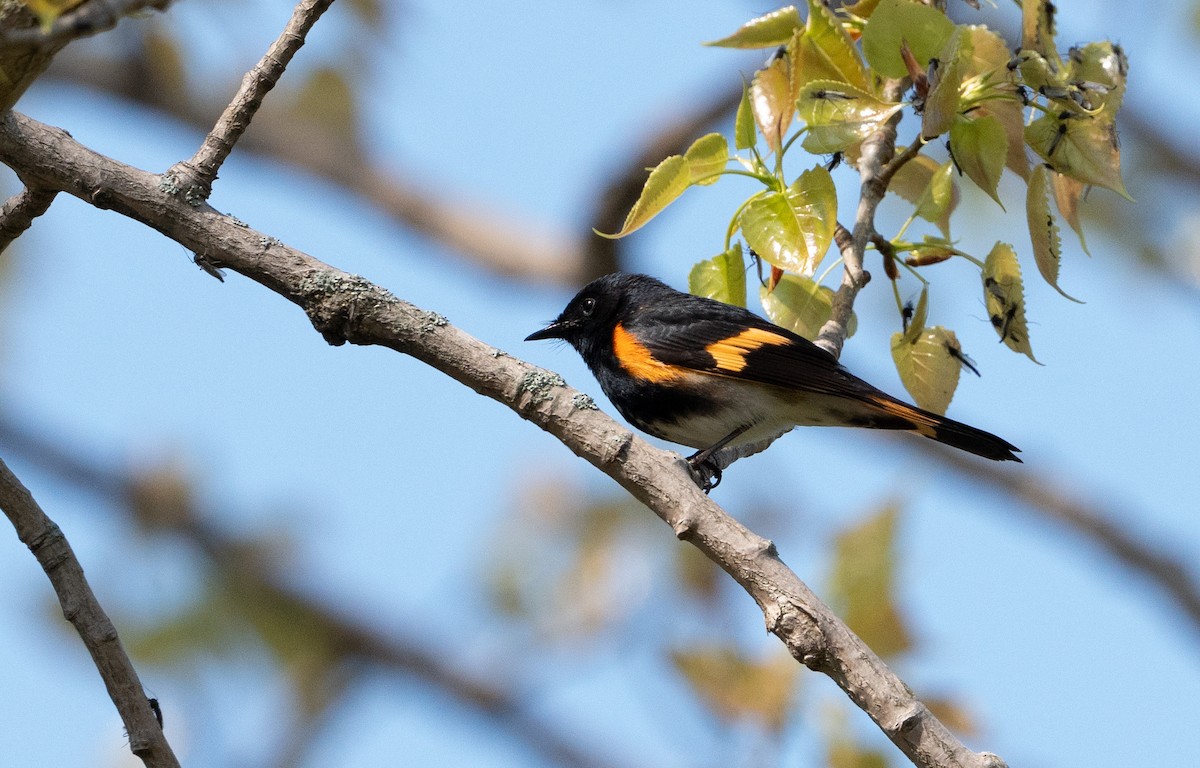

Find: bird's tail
<box><xmin>863</xmin><ymin>394</ymin><xmax>1022</xmax><ymax>462</ymax></box>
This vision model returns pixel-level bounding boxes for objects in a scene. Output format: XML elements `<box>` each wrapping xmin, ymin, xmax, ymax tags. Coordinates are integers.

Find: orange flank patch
<box><xmin>705</xmin><ymin>327</ymin><xmax>791</xmax><ymax>373</ymax></box>
<box><xmin>612</xmin><ymin>323</ymin><xmax>685</xmax><ymax>383</ymax></box>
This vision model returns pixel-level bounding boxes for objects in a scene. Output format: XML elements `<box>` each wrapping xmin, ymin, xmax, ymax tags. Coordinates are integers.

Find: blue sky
<box><xmin>1</xmin><ymin>1</ymin><xmax>1198</xmax><ymax>767</ymax></box>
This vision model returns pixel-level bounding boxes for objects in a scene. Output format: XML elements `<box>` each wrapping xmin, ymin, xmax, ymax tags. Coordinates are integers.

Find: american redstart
<box><xmin>527</xmin><ymin>273</ymin><xmax>1020</xmax><ymax>488</ymax></box>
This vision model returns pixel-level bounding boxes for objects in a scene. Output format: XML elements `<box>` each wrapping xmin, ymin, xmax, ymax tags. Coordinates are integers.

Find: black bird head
<box><xmin>526</xmin><ymin>273</ymin><xmax>669</xmax><ymax>357</ymax></box>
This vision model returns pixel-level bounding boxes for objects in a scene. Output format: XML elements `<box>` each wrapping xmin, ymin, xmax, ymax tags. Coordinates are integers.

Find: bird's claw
<box><xmin>686</xmin><ymin>453</ymin><xmax>722</xmax><ymax>493</ymax></box>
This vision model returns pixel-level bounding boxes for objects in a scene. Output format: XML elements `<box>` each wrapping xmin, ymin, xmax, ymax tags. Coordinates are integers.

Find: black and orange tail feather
<box><xmin>864</xmin><ymin>395</ymin><xmax>1022</xmax><ymax>462</ymax></box>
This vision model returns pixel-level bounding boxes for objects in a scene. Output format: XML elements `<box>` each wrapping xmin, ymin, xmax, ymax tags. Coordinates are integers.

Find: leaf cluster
<box><xmin>605</xmin><ymin>0</ymin><xmax>1129</xmax><ymax>412</ymax></box>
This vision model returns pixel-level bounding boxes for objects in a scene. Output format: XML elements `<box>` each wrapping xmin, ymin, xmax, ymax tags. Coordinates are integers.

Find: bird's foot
<box><xmin>686</xmin><ymin>451</ymin><xmax>722</xmax><ymax>493</ymax></box>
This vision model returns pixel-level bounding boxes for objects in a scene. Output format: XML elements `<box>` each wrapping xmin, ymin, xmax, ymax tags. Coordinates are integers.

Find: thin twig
<box><xmin>0</xmin><ymin>0</ymin><xmax>171</xmax><ymax>48</ymax></box>
<box><xmin>0</xmin><ymin>186</ymin><xmax>57</xmax><ymax>254</ymax></box>
<box><xmin>815</xmin><ymin>80</ymin><xmax>909</xmax><ymax>358</ymax></box>
<box><xmin>0</xmin><ymin>456</ymin><xmax>179</xmax><ymax>768</ymax></box>
<box><xmin>0</xmin><ymin>110</ymin><xmax>1006</xmax><ymax>768</ymax></box>
<box><xmin>878</xmin><ymin>134</ymin><xmax>927</xmax><ymax>190</ymax></box>
<box><xmin>169</xmin><ymin>0</ymin><xmax>336</xmax><ymax>199</ymax></box>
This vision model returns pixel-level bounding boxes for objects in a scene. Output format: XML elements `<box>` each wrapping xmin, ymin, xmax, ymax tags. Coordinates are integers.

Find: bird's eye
<box><xmin>580</xmin><ymin>297</ymin><xmax>596</xmax><ymax>316</ymax></box>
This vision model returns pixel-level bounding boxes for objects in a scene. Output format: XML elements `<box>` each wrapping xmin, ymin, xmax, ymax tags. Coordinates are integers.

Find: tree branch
<box><xmin>0</xmin><ymin>0</ymin><xmax>172</xmax><ymax>48</ymax></box>
<box><xmin>0</xmin><ymin>415</ymin><xmax>634</xmax><ymax>768</ymax></box>
<box><xmin>0</xmin><ymin>109</ymin><xmax>1006</xmax><ymax>768</ymax></box>
<box><xmin>170</xmin><ymin>0</ymin><xmax>336</xmax><ymax>199</ymax></box>
<box><xmin>0</xmin><ymin>186</ymin><xmax>57</xmax><ymax>254</ymax></box>
<box><xmin>0</xmin><ymin>456</ymin><xmax>179</xmax><ymax>768</ymax></box>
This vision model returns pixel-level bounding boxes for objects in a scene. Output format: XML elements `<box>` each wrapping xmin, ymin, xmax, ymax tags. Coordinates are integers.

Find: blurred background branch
<box><xmin>0</xmin><ymin>413</ymin><xmax>632</xmax><ymax>768</ymax></box>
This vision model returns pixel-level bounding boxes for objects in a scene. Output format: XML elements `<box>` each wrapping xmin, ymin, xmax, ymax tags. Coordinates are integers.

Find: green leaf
<box><xmin>962</xmin><ymin>25</ymin><xmax>1012</xmax><ymax>78</ymax></box>
<box><xmin>861</xmin><ymin>0</ymin><xmax>955</xmax><ymax>79</ymax></box>
<box><xmin>888</xmin><ymin>155</ymin><xmax>937</xmax><ymax>204</ymax></box>
<box><xmin>843</xmin><ymin>0</ymin><xmax>883</xmax><ymax>19</ymax></box>
<box><xmin>982</xmin><ymin>242</ymin><xmax>1039</xmax><ymax>362</ymax></box>
<box><xmin>892</xmin><ymin>325</ymin><xmax>963</xmax><ymax>415</ymax></box>
<box><xmin>1021</xmin><ymin>0</ymin><xmax>1061</xmax><ymax>64</ymax></box>
<box><xmin>901</xmin><ymin>285</ymin><xmax>928</xmax><ymax>342</ymax></box>
<box><xmin>949</xmin><ymin>114</ymin><xmax>1007</xmax><ymax>206</ymax></box>
<box><xmin>796</xmin><ymin>0</ymin><xmax>868</xmax><ymax>91</ymax></box>
<box><xmin>750</xmin><ymin>56</ymin><xmax>794</xmax><ymax>153</ymax></box>
<box><xmin>1025</xmin><ymin>112</ymin><xmax>1130</xmax><ymax>199</ymax></box>
<box><xmin>797</xmin><ymin>79</ymin><xmax>903</xmax><ymax>154</ymax></box>
<box><xmin>685</xmin><ymin>133</ymin><xmax>729</xmax><ymax>186</ymax></box>
<box><xmin>1026</xmin><ymin>165</ymin><xmax>1082</xmax><ymax>302</ymax></box>
<box><xmin>738</xmin><ymin>166</ymin><xmax>837</xmax><ymax>275</ymax></box>
<box><xmin>734</xmin><ymin>81</ymin><xmax>757</xmax><ymax>150</ymax></box>
<box><xmin>671</xmin><ymin>646</ymin><xmax>798</xmax><ymax>731</ymax></box>
<box><xmin>598</xmin><ymin>155</ymin><xmax>690</xmax><ymax>238</ymax></box>
<box><xmin>1066</xmin><ymin>42</ymin><xmax>1127</xmax><ymax>118</ymax></box>
<box><xmin>689</xmin><ymin>244</ymin><xmax>747</xmax><ymax>306</ymax></box>
<box><xmin>761</xmin><ymin>273</ymin><xmax>855</xmax><ymax>340</ymax></box>
<box><xmin>914</xmin><ymin>160</ymin><xmax>957</xmax><ymax>238</ymax></box>
<box><xmin>1051</xmin><ymin>170</ymin><xmax>1089</xmax><ymax>254</ymax></box>
<box><xmin>829</xmin><ymin>505</ymin><xmax>911</xmax><ymax>658</ymax></box>
<box><xmin>921</xmin><ymin>28</ymin><xmax>970</xmax><ymax>140</ymax></box>
<box><xmin>791</xmin><ymin>165</ymin><xmax>837</xmax><ymax>268</ymax></box>
<box><xmin>976</xmin><ymin>98</ymin><xmax>1030</xmax><ymax>180</ymax></box>
<box><xmin>1016</xmin><ymin>49</ymin><xmax>1061</xmax><ymax>94</ymax></box>
<box><xmin>705</xmin><ymin>6</ymin><xmax>803</xmax><ymax>48</ymax></box>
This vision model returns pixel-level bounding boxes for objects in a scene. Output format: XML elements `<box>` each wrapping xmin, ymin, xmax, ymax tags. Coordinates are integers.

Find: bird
<box><xmin>526</xmin><ymin>273</ymin><xmax>1020</xmax><ymax>489</ymax></box>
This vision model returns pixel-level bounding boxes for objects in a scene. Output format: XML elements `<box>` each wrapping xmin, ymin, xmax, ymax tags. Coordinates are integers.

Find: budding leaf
<box><xmin>1026</xmin><ymin>165</ymin><xmax>1082</xmax><ymax>302</ymax></box>
<box><xmin>902</xmin><ymin>285</ymin><xmax>929</xmax><ymax>342</ymax></box>
<box><xmin>751</xmin><ymin>56</ymin><xmax>794</xmax><ymax>153</ymax></box>
<box><xmin>734</xmin><ymin>81</ymin><xmax>757</xmax><ymax>150</ymax></box>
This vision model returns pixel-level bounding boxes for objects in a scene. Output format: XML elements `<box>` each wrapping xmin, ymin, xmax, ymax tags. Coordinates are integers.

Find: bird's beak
<box><xmin>525</xmin><ymin>321</ymin><xmax>567</xmax><ymax>342</ymax></box>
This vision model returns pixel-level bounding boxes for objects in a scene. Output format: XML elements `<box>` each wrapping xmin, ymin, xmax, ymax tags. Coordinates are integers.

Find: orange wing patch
<box><xmin>705</xmin><ymin>327</ymin><xmax>792</xmax><ymax>373</ymax></box>
<box><xmin>613</xmin><ymin>323</ymin><xmax>685</xmax><ymax>383</ymax></box>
